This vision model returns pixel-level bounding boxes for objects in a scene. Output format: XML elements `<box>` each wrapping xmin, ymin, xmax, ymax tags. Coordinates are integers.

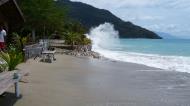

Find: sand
<box><xmin>1</xmin><ymin>54</ymin><xmax>190</xmax><ymax>106</ymax></box>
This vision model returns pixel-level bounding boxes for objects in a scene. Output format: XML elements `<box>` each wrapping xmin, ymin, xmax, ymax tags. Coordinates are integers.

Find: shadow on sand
<box><xmin>0</xmin><ymin>92</ymin><xmax>22</xmax><ymax>106</ymax></box>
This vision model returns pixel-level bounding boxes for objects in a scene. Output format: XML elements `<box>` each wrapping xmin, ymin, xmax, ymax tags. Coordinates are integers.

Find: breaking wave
<box><xmin>86</xmin><ymin>23</ymin><xmax>190</xmax><ymax>73</ymax></box>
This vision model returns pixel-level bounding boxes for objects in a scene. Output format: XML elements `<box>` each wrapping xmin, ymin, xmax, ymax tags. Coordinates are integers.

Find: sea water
<box><xmin>87</xmin><ymin>23</ymin><xmax>190</xmax><ymax>73</ymax></box>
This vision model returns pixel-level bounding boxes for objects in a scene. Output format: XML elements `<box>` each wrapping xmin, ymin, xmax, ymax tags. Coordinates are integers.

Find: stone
<box><xmin>66</xmin><ymin>45</ymin><xmax>101</xmax><ymax>59</ymax></box>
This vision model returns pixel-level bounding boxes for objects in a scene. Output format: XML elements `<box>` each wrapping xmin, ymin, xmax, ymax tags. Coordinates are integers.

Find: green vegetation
<box><xmin>0</xmin><ymin>32</ymin><xmax>25</xmax><ymax>72</ymax></box>
<box><xmin>19</xmin><ymin>0</ymin><xmax>66</xmax><ymax>40</ymax></box>
<box><xmin>64</xmin><ymin>32</ymin><xmax>91</xmax><ymax>48</ymax></box>
<box><xmin>0</xmin><ymin>0</ymin><xmax>92</xmax><ymax>72</ymax></box>
<box><xmin>0</xmin><ymin>57</ymin><xmax>8</xmax><ymax>72</ymax></box>
<box><xmin>0</xmin><ymin>47</ymin><xmax>23</xmax><ymax>71</ymax></box>
<box><xmin>63</xmin><ymin>22</ymin><xmax>91</xmax><ymax>48</ymax></box>
<box><xmin>59</xmin><ymin>0</ymin><xmax>162</xmax><ymax>39</ymax></box>
<box><xmin>18</xmin><ymin>0</ymin><xmax>91</xmax><ymax>44</ymax></box>
<box><xmin>82</xmin><ymin>37</ymin><xmax>92</xmax><ymax>45</ymax></box>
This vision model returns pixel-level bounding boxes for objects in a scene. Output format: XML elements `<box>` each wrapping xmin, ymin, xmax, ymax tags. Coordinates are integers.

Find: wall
<box><xmin>0</xmin><ymin>12</ymin><xmax>8</xmax><ymax>31</ymax></box>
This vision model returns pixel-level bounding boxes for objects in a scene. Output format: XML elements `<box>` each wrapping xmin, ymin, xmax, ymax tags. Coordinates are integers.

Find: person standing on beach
<box><xmin>0</xmin><ymin>26</ymin><xmax>7</xmax><ymax>51</ymax></box>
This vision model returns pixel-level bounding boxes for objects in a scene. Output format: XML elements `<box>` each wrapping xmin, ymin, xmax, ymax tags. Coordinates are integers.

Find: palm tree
<box><xmin>65</xmin><ymin>32</ymin><xmax>80</xmax><ymax>49</ymax></box>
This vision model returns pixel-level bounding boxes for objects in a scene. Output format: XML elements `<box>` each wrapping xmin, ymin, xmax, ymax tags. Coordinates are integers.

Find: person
<box><xmin>0</xmin><ymin>26</ymin><xmax>7</xmax><ymax>50</ymax></box>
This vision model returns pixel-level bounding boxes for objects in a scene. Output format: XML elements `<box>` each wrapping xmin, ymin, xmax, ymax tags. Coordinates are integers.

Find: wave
<box><xmin>96</xmin><ymin>48</ymin><xmax>190</xmax><ymax>72</ymax></box>
<box><xmin>86</xmin><ymin>23</ymin><xmax>190</xmax><ymax>73</ymax></box>
<box><xmin>86</xmin><ymin>22</ymin><xmax>119</xmax><ymax>50</ymax></box>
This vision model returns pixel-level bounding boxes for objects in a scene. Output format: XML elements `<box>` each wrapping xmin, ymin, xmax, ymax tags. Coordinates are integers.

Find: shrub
<box><xmin>81</xmin><ymin>37</ymin><xmax>92</xmax><ymax>45</ymax></box>
<box><xmin>0</xmin><ymin>46</ymin><xmax>24</xmax><ymax>71</ymax></box>
<box><xmin>64</xmin><ymin>32</ymin><xmax>92</xmax><ymax>46</ymax></box>
<box><xmin>0</xmin><ymin>56</ymin><xmax>8</xmax><ymax>72</ymax></box>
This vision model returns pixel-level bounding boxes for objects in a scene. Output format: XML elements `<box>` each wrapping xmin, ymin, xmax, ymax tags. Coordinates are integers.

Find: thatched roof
<box><xmin>0</xmin><ymin>0</ymin><xmax>25</xmax><ymax>24</ymax></box>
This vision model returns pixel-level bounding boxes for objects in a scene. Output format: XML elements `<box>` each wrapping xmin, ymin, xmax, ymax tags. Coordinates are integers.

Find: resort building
<box><xmin>0</xmin><ymin>0</ymin><xmax>24</xmax><ymax>32</ymax></box>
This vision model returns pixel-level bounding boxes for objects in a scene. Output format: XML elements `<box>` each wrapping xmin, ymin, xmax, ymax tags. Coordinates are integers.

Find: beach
<box><xmin>1</xmin><ymin>54</ymin><xmax>190</xmax><ymax>106</ymax></box>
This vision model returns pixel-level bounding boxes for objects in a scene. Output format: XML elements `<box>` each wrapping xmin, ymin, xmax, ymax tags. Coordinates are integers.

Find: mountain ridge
<box><xmin>57</xmin><ymin>0</ymin><xmax>162</xmax><ymax>39</ymax></box>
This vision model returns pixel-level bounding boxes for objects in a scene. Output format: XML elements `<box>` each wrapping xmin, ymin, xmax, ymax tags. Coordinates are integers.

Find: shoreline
<box><xmin>1</xmin><ymin>54</ymin><xmax>190</xmax><ymax>106</ymax></box>
<box><xmin>92</xmin><ymin>49</ymin><xmax>190</xmax><ymax>73</ymax></box>
<box><xmin>78</xmin><ymin>55</ymin><xmax>163</xmax><ymax>71</ymax></box>
<box><xmin>64</xmin><ymin>49</ymin><xmax>165</xmax><ymax>72</ymax></box>
<box><xmin>55</xmin><ymin>48</ymin><xmax>189</xmax><ymax>74</ymax></box>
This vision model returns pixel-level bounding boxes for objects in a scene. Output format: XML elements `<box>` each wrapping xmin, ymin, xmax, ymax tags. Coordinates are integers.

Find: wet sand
<box><xmin>1</xmin><ymin>54</ymin><xmax>190</xmax><ymax>106</ymax></box>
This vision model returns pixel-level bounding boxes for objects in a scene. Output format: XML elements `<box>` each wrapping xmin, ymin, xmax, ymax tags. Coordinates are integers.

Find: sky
<box><xmin>70</xmin><ymin>0</ymin><xmax>190</xmax><ymax>38</ymax></box>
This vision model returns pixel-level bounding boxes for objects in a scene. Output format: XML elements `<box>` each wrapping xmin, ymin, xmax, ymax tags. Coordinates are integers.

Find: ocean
<box><xmin>87</xmin><ymin>23</ymin><xmax>190</xmax><ymax>73</ymax></box>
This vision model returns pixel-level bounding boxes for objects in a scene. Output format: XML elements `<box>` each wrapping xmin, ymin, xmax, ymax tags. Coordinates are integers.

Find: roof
<box><xmin>0</xmin><ymin>0</ymin><xmax>25</xmax><ymax>24</ymax></box>
<box><xmin>0</xmin><ymin>0</ymin><xmax>9</xmax><ymax>6</ymax></box>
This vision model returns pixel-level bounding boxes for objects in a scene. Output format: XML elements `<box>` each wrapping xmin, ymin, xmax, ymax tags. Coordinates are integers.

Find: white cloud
<box><xmin>71</xmin><ymin>0</ymin><xmax>190</xmax><ymax>9</ymax></box>
<box><xmin>71</xmin><ymin>0</ymin><xmax>159</xmax><ymax>8</ymax></box>
<box><xmin>70</xmin><ymin>0</ymin><xmax>190</xmax><ymax>38</ymax></box>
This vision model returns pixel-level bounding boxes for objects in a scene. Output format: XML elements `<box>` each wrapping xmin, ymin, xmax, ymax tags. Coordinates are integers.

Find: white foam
<box><xmin>97</xmin><ymin>49</ymin><xmax>190</xmax><ymax>73</ymax></box>
<box><xmin>86</xmin><ymin>22</ymin><xmax>119</xmax><ymax>50</ymax></box>
<box><xmin>87</xmin><ymin>23</ymin><xmax>190</xmax><ymax>73</ymax></box>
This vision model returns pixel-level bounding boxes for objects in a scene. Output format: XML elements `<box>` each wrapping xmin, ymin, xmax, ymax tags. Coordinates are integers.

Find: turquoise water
<box><xmin>93</xmin><ymin>39</ymin><xmax>190</xmax><ymax>72</ymax></box>
<box><xmin>117</xmin><ymin>39</ymin><xmax>190</xmax><ymax>57</ymax></box>
<box><xmin>87</xmin><ymin>23</ymin><xmax>190</xmax><ymax>73</ymax></box>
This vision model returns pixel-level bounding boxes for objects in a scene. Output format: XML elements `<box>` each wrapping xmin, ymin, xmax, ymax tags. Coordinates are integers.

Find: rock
<box><xmin>66</xmin><ymin>45</ymin><xmax>101</xmax><ymax>59</ymax></box>
<box><xmin>74</xmin><ymin>45</ymin><xmax>92</xmax><ymax>52</ymax></box>
<box><xmin>92</xmin><ymin>52</ymin><xmax>101</xmax><ymax>59</ymax></box>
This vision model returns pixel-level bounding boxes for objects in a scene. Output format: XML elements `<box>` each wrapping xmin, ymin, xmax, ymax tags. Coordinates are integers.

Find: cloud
<box><xmin>70</xmin><ymin>0</ymin><xmax>190</xmax><ymax>38</ymax></box>
<box><xmin>71</xmin><ymin>0</ymin><xmax>159</xmax><ymax>8</ymax></box>
<box><xmin>71</xmin><ymin>0</ymin><xmax>190</xmax><ymax>9</ymax></box>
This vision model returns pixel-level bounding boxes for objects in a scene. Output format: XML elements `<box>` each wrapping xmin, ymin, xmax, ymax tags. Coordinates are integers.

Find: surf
<box><xmin>86</xmin><ymin>23</ymin><xmax>190</xmax><ymax>73</ymax></box>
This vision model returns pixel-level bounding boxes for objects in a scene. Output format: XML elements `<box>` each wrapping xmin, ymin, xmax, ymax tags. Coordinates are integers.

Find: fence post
<box><xmin>14</xmin><ymin>73</ymin><xmax>21</xmax><ymax>98</ymax></box>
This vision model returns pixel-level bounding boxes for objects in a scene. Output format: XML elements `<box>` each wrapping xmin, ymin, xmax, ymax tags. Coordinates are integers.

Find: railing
<box><xmin>23</xmin><ymin>44</ymin><xmax>43</xmax><ymax>60</ymax></box>
<box><xmin>23</xmin><ymin>39</ymin><xmax>65</xmax><ymax>60</ymax></box>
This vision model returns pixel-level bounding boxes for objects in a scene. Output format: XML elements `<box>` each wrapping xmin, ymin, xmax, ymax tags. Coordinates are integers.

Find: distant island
<box><xmin>56</xmin><ymin>0</ymin><xmax>162</xmax><ymax>39</ymax></box>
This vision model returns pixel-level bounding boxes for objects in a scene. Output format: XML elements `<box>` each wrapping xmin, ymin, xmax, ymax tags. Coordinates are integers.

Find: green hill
<box><xmin>57</xmin><ymin>0</ymin><xmax>162</xmax><ymax>39</ymax></box>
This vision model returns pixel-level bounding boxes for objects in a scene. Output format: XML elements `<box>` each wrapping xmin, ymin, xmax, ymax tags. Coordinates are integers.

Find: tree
<box><xmin>65</xmin><ymin>32</ymin><xmax>80</xmax><ymax>49</ymax></box>
<box><xmin>19</xmin><ymin>0</ymin><xmax>91</xmax><ymax>46</ymax></box>
<box><xmin>19</xmin><ymin>0</ymin><xmax>66</xmax><ymax>40</ymax></box>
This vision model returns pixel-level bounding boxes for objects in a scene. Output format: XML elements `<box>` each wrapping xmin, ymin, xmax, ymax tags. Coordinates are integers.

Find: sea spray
<box><xmin>86</xmin><ymin>23</ymin><xmax>190</xmax><ymax>73</ymax></box>
<box><xmin>86</xmin><ymin>23</ymin><xmax>120</xmax><ymax>51</ymax></box>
